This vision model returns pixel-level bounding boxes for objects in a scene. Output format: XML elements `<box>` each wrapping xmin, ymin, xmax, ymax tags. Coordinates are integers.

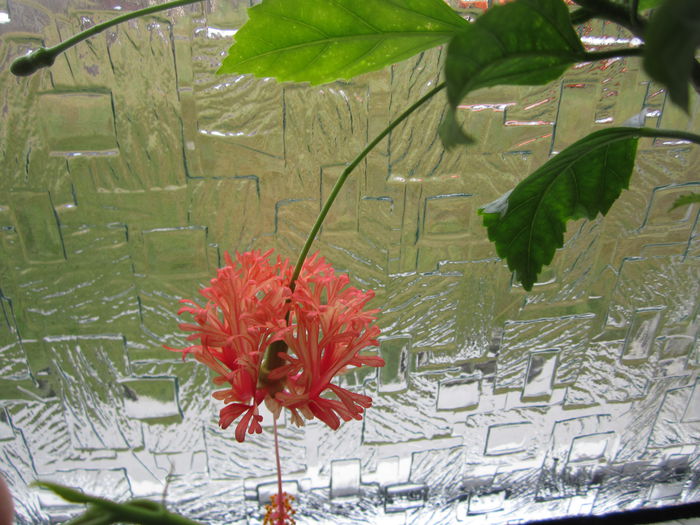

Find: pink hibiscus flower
<box><xmin>169</xmin><ymin>250</ymin><xmax>384</xmax><ymax>443</ymax></box>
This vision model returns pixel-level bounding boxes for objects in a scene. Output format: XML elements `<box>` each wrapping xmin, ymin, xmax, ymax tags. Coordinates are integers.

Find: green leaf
<box><xmin>669</xmin><ymin>192</ymin><xmax>700</xmax><ymax>211</ymax></box>
<box><xmin>218</xmin><ymin>0</ymin><xmax>469</xmax><ymax>84</ymax></box>
<box><xmin>438</xmin><ymin>109</ymin><xmax>475</xmax><ymax>147</ymax></box>
<box><xmin>34</xmin><ymin>481</ymin><xmax>96</xmax><ymax>504</ymax></box>
<box><xmin>441</xmin><ymin>0</ymin><xmax>585</xmax><ymax>147</ymax></box>
<box><xmin>34</xmin><ymin>481</ymin><xmax>204</xmax><ymax>524</ymax></box>
<box><xmin>643</xmin><ymin>0</ymin><xmax>700</xmax><ymax>112</ymax></box>
<box><xmin>480</xmin><ymin>127</ymin><xmax>700</xmax><ymax>290</ymax></box>
<box><xmin>65</xmin><ymin>507</ymin><xmax>116</xmax><ymax>525</ymax></box>
<box><xmin>638</xmin><ymin>0</ymin><xmax>665</xmax><ymax>10</ymax></box>
<box><xmin>479</xmin><ymin>128</ymin><xmax>641</xmax><ymax>291</ymax></box>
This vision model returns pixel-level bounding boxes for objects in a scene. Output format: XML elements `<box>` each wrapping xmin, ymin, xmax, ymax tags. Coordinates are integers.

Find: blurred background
<box><xmin>0</xmin><ymin>0</ymin><xmax>699</xmax><ymax>523</ymax></box>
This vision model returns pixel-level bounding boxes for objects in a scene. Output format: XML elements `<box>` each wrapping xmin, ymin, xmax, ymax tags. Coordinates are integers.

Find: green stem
<box><xmin>288</xmin><ymin>82</ymin><xmax>446</xmax><ymax>289</ymax></box>
<box><xmin>637</xmin><ymin>127</ymin><xmax>700</xmax><ymax>145</ymax></box>
<box><xmin>11</xmin><ymin>0</ymin><xmax>203</xmax><ymax>76</ymax></box>
<box><xmin>583</xmin><ymin>47</ymin><xmax>644</xmax><ymax>61</ymax></box>
<box><xmin>572</xmin><ymin>0</ymin><xmax>700</xmax><ymax>94</ymax></box>
<box><xmin>261</xmin><ymin>80</ymin><xmax>444</xmax><ymax>419</ymax></box>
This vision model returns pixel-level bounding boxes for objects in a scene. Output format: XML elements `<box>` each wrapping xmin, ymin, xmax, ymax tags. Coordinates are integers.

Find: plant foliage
<box><xmin>643</xmin><ymin>0</ymin><xmax>700</xmax><ymax>112</ymax></box>
<box><xmin>218</xmin><ymin>0</ymin><xmax>469</xmax><ymax>84</ymax></box>
<box><xmin>34</xmin><ymin>481</ymin><xmax>200</xmax><ymax>525</ymax></box>
<box><xmin>638</xmin><ymin>0</ymin><xmax>665</xmax><ymax>10</ymax></box>
<box><xmin>10</xmin><ymin>0</ymin><xmax>700</xmax><ymax>296</ymax></box>
<box><xmin>669</xmin><ymin>192</ymin><xmax>700</xmax><ymax>211</ymax></box>
<box><xmin>441</xmin><ymin>0</ymin><xmax>585</xmax><ymax>147</ymax></box>
<box><xmin>479</xmin><ymin>128</ymin><xmax>641</xmax><ymax>291</ymax></box>
<box><xmin>214</xmin><ymin>0</ymin><xmax>699</xmax><ymax>289</ymax></box>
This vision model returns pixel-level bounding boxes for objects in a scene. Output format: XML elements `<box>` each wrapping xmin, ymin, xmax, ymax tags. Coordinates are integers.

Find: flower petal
<box><xmin>219</xmin><ymin>403</ymin><xmax>251</xmax><ymax>430</ymax></box>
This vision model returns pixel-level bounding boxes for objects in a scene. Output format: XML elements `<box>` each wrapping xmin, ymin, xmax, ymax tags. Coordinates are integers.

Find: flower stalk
<box><xmin>10</xmin><ymin>0</ymin><xmax>203</xmax><ymax>76</ymax></box>
<box><xmin>262</xmin><ymin>416</ymin><xmax>296</xmax><ymax>525</ymax></box>
<box><xmin>288</xmin><ymin>82</ymin><xmax>446</xmax><ymax>290</ymax></box>
<box><xmin>274</xmin><ymin>417</ymin><xmax>285</xmax><ymax>525</ymax></box>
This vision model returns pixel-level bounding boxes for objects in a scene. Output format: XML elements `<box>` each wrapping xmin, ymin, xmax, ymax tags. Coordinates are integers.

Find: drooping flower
<box><xmin>168</xmin><ymin>249</ymin><xmax>384</xmax><ymax>442</ymax></box>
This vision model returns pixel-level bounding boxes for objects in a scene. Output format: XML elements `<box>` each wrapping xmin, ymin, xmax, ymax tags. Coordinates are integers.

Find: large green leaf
<box><xmin>441</xmin><ymin>0</ymin><xmax>585</xmax><ymax>148</ymax></box>
<box><xmin>643</xmin><ymin>0</ymin><xmax>700</xmax><ymax>112</ymax></box>
<box><xmin>479</xmin><ymin>128</ymin><xmax>641</xmax><ymax>291</ymax></box>
<box><xmin>479</xmin><ymin>127</ymin><xmax>700</xmax><ymax>290</ymax></box>
<box><xmin>218</xmin><ymin>0</ymin><xmax>469</xmax><ymax>84</ymax></box>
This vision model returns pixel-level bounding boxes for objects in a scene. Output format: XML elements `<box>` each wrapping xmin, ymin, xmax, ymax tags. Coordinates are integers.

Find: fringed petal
<box><xmin>328</xmin><ymin>383</ymin><xmax>372</xmax><ymax>416</ymax></box>
<box><xmin>219</xmin><ymin>403</ymin><xmax>251</xmax><ymax>431</ymax></box>
<box><xmin>237</xmin><ymin>408</ymin><xmax>263</xmax><ymax>441</ymax></box>
<box><xmin>348</xmin><ymin>354</ymin><xmax>385</xmax><ymax>368</ymax></box>
<box><xmin>308</xmin><ymin>399</ymin><xmax>341</xmax><ymax>430</ymax></box>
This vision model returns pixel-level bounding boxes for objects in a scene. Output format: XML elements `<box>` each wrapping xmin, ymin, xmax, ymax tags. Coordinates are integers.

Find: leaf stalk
<box><xmin>572</xmin><ymin>0</ymin><xmax>700</xmax><ymax>94</ymax></box>
<box><xmin>572</xmin><ymin>0</ymin><xmax>647</xmax><ymax>35</ymax></box>
<box><xmin>637</xmin><ymin>127</ymin><xmax>700</xmax><ymax>145</ymax></box>
<box><xmin>583</xmin><ymin>47</ymin><xmax>644</xmax><ymax>61</ymax></box>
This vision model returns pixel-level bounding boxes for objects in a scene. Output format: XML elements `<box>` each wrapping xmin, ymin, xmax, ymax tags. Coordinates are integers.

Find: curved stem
<box><xmin>572</xmin><ymin>0</ymin><xmax>700</xmax><ymax>94</ymax></box>
<box><xmin>637</xmin><ymin>127</ymin><xmax>700</xmax><ymax>145</ymax></box>
<box><xmin>288</xmin><ymin>82</ymin><xmax>446</xmax><ymax>289</ymax></box>
<box><xmin>11</xmin><ymin>0</ymin><xmax>203</xmax><ymax>76</ymax></box>
<box><xmin>583</xmin><ymin>47</ymin><xmax>644</xmax><ymax>61</ymax></box>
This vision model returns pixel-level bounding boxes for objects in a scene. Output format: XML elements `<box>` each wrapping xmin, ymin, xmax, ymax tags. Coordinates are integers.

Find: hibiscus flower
<box><xmin>169</xmin><ymin>250</ymin><xmax>384</xmax><ymax>443</ymax></box>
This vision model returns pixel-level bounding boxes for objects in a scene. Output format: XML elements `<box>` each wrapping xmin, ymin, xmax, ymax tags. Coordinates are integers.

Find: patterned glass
<box><xmin>0</xmin><ymin>1</ymin><xmax>699</xmax><ymax>523</ymax></box>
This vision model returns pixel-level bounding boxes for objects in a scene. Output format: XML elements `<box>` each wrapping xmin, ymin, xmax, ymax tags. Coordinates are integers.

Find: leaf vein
<box><xmin>480</xmin><ymin>26</ymin><xmax>508</xmax><ymax>55</ymax></box>
<box><xmin>456</xmin><ymin>50</ymin><xmax>580</xmax><ymax>97</ymax></box>
<box><xmin>382</xmin><ymin>0</ymin><xmax>468</xmax><ymax>31</ymax></box>
<box><xmin>519</xmin><ymin>0</ymin><xmax>584</xmax><ymax>52</ymax></box>
<box><xmin>297</xmin><ymin>42</ymin><xmax>331</xmax><ymax>76</ymax></box>
<box><xmin>325</xmin><ymin>39</ymin><xmax>386</xmax><ymax>77</ymax></box>
<box><xmin>230</xmin><ymin>31</ymin><xmax>455</xmax><ymax>68</ymax></box>
<box><xmin>325</xmin><ymin>0</ymin><xmax>382</xmax><ymax>33</ymax></box>
<box><xmin>272</xmin><ymin>13</ymin><xmax>331</xmax><ymax>38</ymax></box>
<box><xmin>509</xmin><ymin>135</ymin><xmax>635</xmax><ymax>278</ymax></box>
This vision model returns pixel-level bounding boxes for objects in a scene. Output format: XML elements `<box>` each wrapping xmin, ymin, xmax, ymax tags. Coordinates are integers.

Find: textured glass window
<box><xmin>1</xmin><ymin>1</ymin><xmax>699</xmax><ymax>523</ymax></box>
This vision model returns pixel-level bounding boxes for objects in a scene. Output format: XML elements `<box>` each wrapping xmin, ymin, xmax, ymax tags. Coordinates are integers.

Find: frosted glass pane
<box><xmin>1</xmin><ymin>1</ymin><xmax>699</xmax><ymax>524</ymax></box>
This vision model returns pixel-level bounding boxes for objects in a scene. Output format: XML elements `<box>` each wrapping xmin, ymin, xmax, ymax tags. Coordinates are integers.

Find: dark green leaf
<box><xmin>442</xmin><ymin>0</ymin><xmax>585</xmax><ymax>147</ymax></box>
<box><xmin>129</xmin><ymin>499</ymin><xmax>167</xmax><ymax>511</ymax></box>
<box><xmin>438</xmin><ymin>109</ymin><xmax>475</xmax><ymax>148</ymax></box>
<box><xmin>643</xmin><ymin>0</ymin><xmax>700</xmax><ymax>112</ymax></box>
<box><xmin>218</xmin><ymin>0</ymin><xmax>469</xmax><ymax>84</ymax></box>
<box><xmin>479</xmin><ymin>128</ymin><xmax>641</xmax><ymax>291</ymax></box>
<box><xmin>669</xmin><ymin>192</ymin><xmax>700</xmax><ymax>211</ymax></box>
<box><xmin>65</xmin><ymin>506</ymin><xmax>116</xmax><ymax>525</ymax></box>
